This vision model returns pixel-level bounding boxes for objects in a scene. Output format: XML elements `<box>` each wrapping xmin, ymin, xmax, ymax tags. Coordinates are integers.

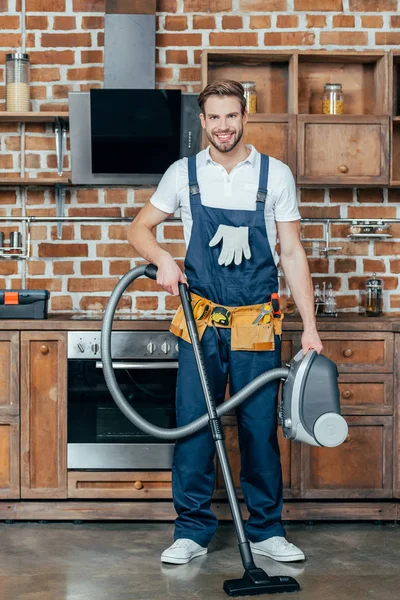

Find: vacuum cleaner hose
<box><xmin>101</xmin><ymin>264</ymin><xmax>289</xmax><ymax>440</ymax></box>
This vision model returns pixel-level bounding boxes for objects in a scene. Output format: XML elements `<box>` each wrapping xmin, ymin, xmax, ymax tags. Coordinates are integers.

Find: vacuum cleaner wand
<box><xmin>177</xmin><ymin>279</ymin><xmax>300</xmax><ymax>596</ymax></box>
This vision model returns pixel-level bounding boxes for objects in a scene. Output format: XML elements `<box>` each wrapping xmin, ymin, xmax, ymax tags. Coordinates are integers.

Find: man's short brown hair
<box><xmin>197</xmin><ymin>79</ymin><xmax>246</xmax><ymax>116</ymax></box>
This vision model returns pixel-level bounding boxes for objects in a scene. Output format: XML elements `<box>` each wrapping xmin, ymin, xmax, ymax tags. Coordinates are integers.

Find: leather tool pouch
<box><xmin>169</xmin><ymin>304</ymin><xmax>207</xmax><ymax>344</ymax></box>
<box><xmin>230</xmin><ymin>311</ymin><xmax>275</xmax><ymax>352</ymax></box>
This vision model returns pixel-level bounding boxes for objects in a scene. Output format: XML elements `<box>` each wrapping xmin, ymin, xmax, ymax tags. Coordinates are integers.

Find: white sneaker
<box><xmin>250</xmin><ymin>536</ymin><xmax>305</xmax><ymax>562</ymax></box>
<box><xmin>161</xmin><ymin>538</ymin><xmax>208</xmax><ymax>565</ymax></box>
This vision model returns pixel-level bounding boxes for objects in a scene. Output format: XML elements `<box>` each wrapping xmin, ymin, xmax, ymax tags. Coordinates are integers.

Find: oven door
<box><xmin>67</xmin><ymin>359</ymin><xmax>178</xmax><ymax>470</ymax></box>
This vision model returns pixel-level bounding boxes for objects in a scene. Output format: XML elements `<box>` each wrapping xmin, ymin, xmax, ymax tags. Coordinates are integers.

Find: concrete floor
<box><xmin>0</xmin><ymin>522</ymin><xmax>399</xmax><ymax>600</ymax></box>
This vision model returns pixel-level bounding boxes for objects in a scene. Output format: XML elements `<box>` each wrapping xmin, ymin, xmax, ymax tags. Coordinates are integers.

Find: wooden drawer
<box><xmin>244</xmin><ymin>115</ymin><xmax>296</xmax><ymax>175</ymax></box>
<box><xmin>68</xmin><ymin>471</ymin><xmax>172</xmax><ymax>499</ymax></box>
<box><xmin>319</xmin><ymin>332</ymin><xmax>393</xmax><ymax>373</ymax></box>
<box><xmin>297</xmin><ymin>115</ymin><xmax>389</xmax><ymax>186</ymax></box>
<box><xmin>338</xmin><ymin>374</ymin><xmax>393</xmax><ymax>415</ymax></box>
<box><xmin>301</xmin><ymin>416</ymin><xmax>393</xmax><ymax>499</ymax></box>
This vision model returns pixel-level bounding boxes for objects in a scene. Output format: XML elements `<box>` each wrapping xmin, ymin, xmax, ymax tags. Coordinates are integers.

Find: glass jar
<box><xmin>6</xmin><ymin>52</ymin><xmax>30</xmax><ymax>112</ymax></box>
<box><xmin>322</xmin><ymin>83</ymin><xmax>344</xmax><ymax>115</ymax></box>
<box><xmin>241</xmin><ymin>81</ymin><xmax>257</xmax><ymax>114</ymax></box>
<box><xmin>365</xmin><ymin>273</ymin><xmax>383</xmax><ymax>317</ymax></box>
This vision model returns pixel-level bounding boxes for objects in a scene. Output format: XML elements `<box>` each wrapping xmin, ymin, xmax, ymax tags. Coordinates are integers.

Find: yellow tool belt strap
<box><xmin>170</xmin><ymin>291</ymin><xmax>284</xmax><ymax>351</ymax></box>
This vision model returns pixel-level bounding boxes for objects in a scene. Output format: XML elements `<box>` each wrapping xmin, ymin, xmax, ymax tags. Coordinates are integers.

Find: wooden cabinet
<box><xmin>0</xmin><ymin>332</ymin><xmax>19</xmax><ymax>416</ymax></box>
<box><xmin>68</xmin><ymin>471</ymin><xmax>172</xmax><ymax>499</ymax></box>
<box><xmin>244</xmin><ymin>115</ymin><xmax>296</xmax><ymax>175</ymax></box>
<box><xmin>297</xmin><ymin>115</ymin><xmax>389</xmax><ymax>186</ymax></box>
<box><xmin>0</xmin><ymin>417</ymin><xmax>20</xmax><ymax>498</ymax></box>
<box><xmin>301</xmin><ymin>416</ymin><xmax>393</xmax><ymax>499</ymax></box>
<box><xmin>20</xmin><ymin>331</ymin><xmax>67</xmax><ymax>499</ymax></box>
<box><xmin>319</xmin><ymin>331</ymin><xmax>393</xmax><ymax>373</ymax></box>
<box><xmin>338</xmin><ymin>374</ymin><xmax>393</xmax><ymax>416</ymax></box>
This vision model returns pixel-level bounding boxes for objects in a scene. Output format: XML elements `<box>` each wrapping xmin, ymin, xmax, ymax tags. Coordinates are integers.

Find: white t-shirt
<box><xmin>150</xmin><ymin>145</ymin><xmax>300</xmax><ymax>265</ymax></box>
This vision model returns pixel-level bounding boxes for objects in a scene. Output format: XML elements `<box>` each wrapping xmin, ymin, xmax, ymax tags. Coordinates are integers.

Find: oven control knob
<box><xmin>175</xmin><ymin>343</ymin><xmax>179</xmax><ymax>353</ymax></box>
<box><xmin>161</xmin><ymin>342</ymin><xmax>170</xmax><ymax>354</ymax></box>
<box><xmin>91</xmin><ymin>343</ymin><xmax>99</xmax><ymax>355</ymax></box>
<box><xmin>147</xmin><ymin>342</ymin><xmax>156</xmax><ymax>354</ymax></box>
<box><xmin>77</xmin><ymin>343</ymin><xmax>85</xmax><ymax>353</ymax></box>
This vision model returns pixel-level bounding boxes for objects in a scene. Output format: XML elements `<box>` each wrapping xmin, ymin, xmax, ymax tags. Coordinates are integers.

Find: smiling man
<box><xmin>128</xmin><ymin>79</ymin><xmax>322</xmax><ymax>566</ymax></box>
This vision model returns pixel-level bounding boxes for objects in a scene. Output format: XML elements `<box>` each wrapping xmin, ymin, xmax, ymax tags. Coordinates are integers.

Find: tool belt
<box><xmin>170</xmin><ymin>292</ymin><xmax>284</xmax><ymax>352</ymax></box>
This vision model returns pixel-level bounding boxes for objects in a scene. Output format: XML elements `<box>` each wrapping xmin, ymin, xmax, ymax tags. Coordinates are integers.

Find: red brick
<box><xmin>27</xmin><ymin>261</ymin><xmax>46</xmax><ymax>276</ymax></box>
<box><xmin>41</xmin><ymin>33</ymin><xmax>92</xmax><ymax>47</ymax></box>
<box><xmin>156</xmin><ymin>67</ymin><xmax>174</xmax><ymax>82</ymax></box>
<box><xmin>376</xmin><ymin>32</ymin><xmax>400</xmax><ymax>45</ymax></box>
<box><xmin>264</xmin><ymin>32</ymin><xmax>315</xmax><ymax>46</ymax></box>
<box><xmin>96</xmin><ymin>244</ymin><xmax>138</xmax><ymax>258</ymax></box>
<box><xmin>222</xmin><ymin>16</ymin><xmax>243</xmax><ymax>29</ymax></box>
<box><xmin>276</xmin><ymin>15</ymin><xmax>298</xmax><ymax>28</ymax></box>
<box><xmin>164</xmin><ymin>225</ymin><xmax>184</xmax><ymax>239</ymax></box>
<box><xmin>180</xmin><ymin>67</ymin><xmax>201</xmax><ymax>82</ymax></box>
<box><xmin>51</xmin><ymin>84</ymin><xmax>73</xmax><ymax>99</ymax></box>
<box><xmin>301</xmin><ymin>224</ymin><xmax>323</xmax><ymax>239</ymax></box>
<box><xmin>320</xmin><ymin>32</ymin><xmax>368</xmax><ymax>46</ymax></box>
<box><xmin>39</xmin><ymin>243</ymin><xmax>88</xmax><ymax>258</ymax></box>
<box><xmin>133</xmin><ymin>188</ymin><xmax>155</xmax><ymax>203</ymax></box>
<box><xmin>0</xmin><ymin>155</ymin><xmax>14</xmax><ymax>169</ymax></box>
<box><xmin>0</xmin><ymin>16</ymin><xmax>19</xmax><ymax>28</ymax></box>
<box><xmin>79</xmin><ymin>295</ymin><xmax>131</xmax><ymax>311</ymax></box>
<box><xmin>68</xmin><ymin>278</ymin><xmax>118</xmax><ymax>292</ymax></box>
<box><xmin>193</xmin><ymin>16</ymin><xmax>216</xmax><ymax>29</ymax></box>
<box><xmin>25</xmin><ymin>136</ymin><xmax>55</xmax><ymax>151</ymax></box>
<box><xmin>30</xmin><ymin>85</ymin><xmax>47</xmax><ymax>100</ymax></box>
<box><xmin>107</xmin><ymin>225</ymin><xmax>128</xmax><ymax>240</ymax></box>
<box><xmin>27</xmin><ymin>0</ymin><xmax>65</xmax><ymax>9</ymax></box>
<box><xmin>53</xmin><ymin>17</ymin><xmax>76</xmax><ymax>30</ymax></box>
<box><xmin>31</xmin><ymin>68</ymin><xmax>61</xmax><ymax>82</ymax></box>
<box><xmin>53</xmin><ymin>261</ymin><xmax>74</xmax><ymax>275</ymax></box>
<box><xmin>97</xmin><ymin>32</ymin><xmax>104</xmax><ymax>46</ymax></box>
<box><xmin>164</xmin><ymin>16</ymin><xmax>187</xmax><ymax>31</ymax></box>
<box><xmin>375</xmin><ymin>242</ymin><xmax>400</xmax><ymax>256</ymax></box>
<box><xmin>185</xmin><ymin>0</ymin><xmax>232</xmax><ymax>10</ymax></box>
<box><xmin>104</xmin><ymin>189</ymin><xmax>128</xmax><ymax>204</ymax></box>
<box><xmin>329</xmin><ymin>189</ymin><xmax>353</xmax><ymax>203</ymax></box>
<box><xmin>160</xmin><ymin>242</ymin><xmax>186</xmax><ymax>257</ymax></box>
<box><xmin>67</xmin><ymin>67</ymin><xmax>103</xmax><ymax>81</ymax></box>
<box><xmin>165</xmin><ymin>295</ymin><xmax>180</xmax><ymax>310</ymax></box>
<box><xmin>356</xmin><ymin>188</ymin><xmax>383</xmax><ymax>203</ymax></box>
<box><xmin>336</xmin><ymin>295</ymin><xmax>359</xmax><ymax>309</ymax></box>
<box><xmin>390</xmin><ymin>296</ymin><xmax>400</xmax><ymax>309</ymax></box>
<box><xmin>51</xmin><ymin>296</ymin><xmax>73</xmax><ymax>311</ymax></box>
<box><xmin>332</xmin><ymin>15</ymin><xmax>355</xmax><ymax>27</ymax></box>
<box><xmin>81</xmin><ymin>16</ymin><xmax>104</xmax><ymax>29</ymax></box>
<box><xmin>300</xmin><ymin>206</ymin><xmax>341</xmax><ymax>219</ymax></box>
<box><xmin>294</xmin><ymin>0</ymin><xmax>342</xmax><ymax>7</ymax></box>
<box><xmin>362</xmin><ymin>16</ymin><xmax>383</xmax><ymax>28</ymax></box>
<box><xmin>364</xmin><ymin>259</ymin><xmax>386</xmax><ymax>273</ymax></box>
<box><xmin>300</xmin><ymin>189</ymin><xmax>324</xmax><ymax>203</ymax></box>
<box><xmin>0</xmin><ymin>33</ymin><xmax>21</xmax><ymax>47</ymax></box>
<box><xmin>306</xmin><ymin>15</ymin><xmax>326</xmax><ymax>28</ymax></box>
<box><xmin>157</xmin><ymin>33</ymin><xmax>202</xmax><ymax>47</ymax></box>
<box><xmin>72</xmin><ymin>0</ymin><xmax>105</xmax><ymax>10</ymax></box>
<box><xmin>80</xmin><ymin>225</ymin><xmax>101</xmax><ymax>240</ymax></box>
<box><xmin>81</xmin><ymin>50</ymin><xmax>103</xmax><ymax>64</ymax></box>
<box><xmin>30</xmin><ymin>50</ymin><xmax>75</xmax><ymax>65</ymax></box>
<box><xmin>51</xmin><ymin>225</ymin><xmax>74</xmax><ymax>240</ymax></box>
<box><xmin>334</xmin><ymin>259</ymin><xmax>357</xmax><ymax>273</ymax></box>
<box><xmin>69</xmin><ymin>207</ymin><xmax>121</xmax><ymax>217</ymax></box>
<box><xmin>110</xmin><ymin>260</ymin><xmax>132</xmax><ymax>276</ymax></box>
<box><xmin>136</xmin><ymin>296</ymin><xmax>159</xmax><ymax>311</ymax></box>
<box><xmin>27</xmin><ymin>278</ymin><xmax>62</xmax><ymax>292</ymax></box>
<box><xmin>349</xmin><ymin>0</ymin><xmax>396</xmax><ymax>9</ymax></box>
<box><xmin>166</xmin><ymin>50</ymin><xmax>188</xmax><ymax>64</ymax></box>
<box><xmin>307</xmin><ymin>258</ymin><xmax>329</xmax><ymax>273</ymax></box>
<box><xmin>210</xmin><ymin>32</ymin><xmax>258</xmax><ymax>46</ymax></box>
<box><xmin>348</xmin><ymin>206</ymin><xmax>396</xmax><ymax>219</ymax></box>
<box><xmin>157</xmin><ymin>0</ymin><xmax>177</xmax><ymax>10</ymax></box>
<box><xmin>30</xmin><ymin>225</ymin><xmax>48</xmax><ymax>240</ymax></box>
<box><xmin>239</xmin><ymin>0</ymin><xmax>286</xmax><ymax>9</ymax></box>
<box><xmin>26</xmin><ymin>16</ymin><xmax>48</xmax><ymax>29</ymax></box>
<box><xmin>81</xmin><ymin>261</ymin><xmax>103</xmax><ymax>275</ymax></box>
<box><xmin>76</xmin><ymin>189</ymin><xmax>99</xmax><ymax>204</ymax></box>
<box><xmin>250</xmin><ymin>16</ymin><xmax>271</xmax><ymax>29</ymax></box>
<box><xmin>0</xmin><ymin>262</ymin><xmax>18</xmax><ymax>275</ymax></box>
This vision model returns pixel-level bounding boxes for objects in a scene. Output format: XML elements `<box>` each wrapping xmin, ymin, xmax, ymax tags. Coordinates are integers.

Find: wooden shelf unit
<box><xmin>390</xmin><ymin>51</ymin><xmax>400</xmax><ymax>184</ymax></box>
<box><xmin>0</xmin><ymin>111</ymin><xmax>69</xmax><ymax>123</ymax></box>
<box><xmin>0</xmin><ymin>178</ymin><xmax>70</xmax><ymax>185</ymax></box>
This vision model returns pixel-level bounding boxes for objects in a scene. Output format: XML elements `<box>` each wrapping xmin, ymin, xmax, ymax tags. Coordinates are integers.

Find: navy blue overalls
<box><xmin>172</xmin><ymin>152</ymin><xmax>285</xmax><ymax>547</ymax></box>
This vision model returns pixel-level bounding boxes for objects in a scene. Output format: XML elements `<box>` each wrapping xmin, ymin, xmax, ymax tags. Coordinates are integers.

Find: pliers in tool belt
<box><xmin>252</xmin><ymin>303</ymin><xmax>273</xmax><ymax>325</ymax></box>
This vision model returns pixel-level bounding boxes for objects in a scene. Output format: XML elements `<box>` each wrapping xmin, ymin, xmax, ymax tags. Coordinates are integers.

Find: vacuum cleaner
<box><xmin>100</xmin><ymin>263</ymin><xmax>348</xmax><ymax>597</ymax></box>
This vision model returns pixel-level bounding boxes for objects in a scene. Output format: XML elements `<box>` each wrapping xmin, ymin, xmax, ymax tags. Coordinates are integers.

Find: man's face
<box><xmin>200</xmin><ymin>96</ymin><xmax>247</xmax><ymax>154</ymax></box>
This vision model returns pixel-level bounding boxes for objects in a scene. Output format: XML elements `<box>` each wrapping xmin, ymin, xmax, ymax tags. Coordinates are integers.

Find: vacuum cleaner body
<box><xmin>280</xmin><ymin>349</ymin><xmax>348</xmax><ymax>447</ymax></box>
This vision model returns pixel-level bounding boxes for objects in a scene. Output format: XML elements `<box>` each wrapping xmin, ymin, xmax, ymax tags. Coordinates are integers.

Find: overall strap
<box><xmin>188</xmin><ymin>155</ymin><xmax>201</xmax><ymax>208</ymax></box>
<box><xmin>256</xmin><ymin>153</ymin><xmax>270</xmax><ymax>212</ymax></box>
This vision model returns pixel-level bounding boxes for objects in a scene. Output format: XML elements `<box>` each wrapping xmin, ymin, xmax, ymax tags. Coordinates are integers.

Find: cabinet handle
<box><xmin>134</xmin><ymin>481</ymin><xmax>144</xmax><ymax>490</ymax></box>
<box><xmin>338</xmin><ymin>164</ymin><xmax>349</xmax><ymax>174</ymax></box>
<box><xmin>40</xmin><ymin>344</ymin><xmax>49</xmax><ymax>355</ymax></box>
<box><xmin>344</xmin><ymin>434</ymin><xmax>352</xmax><ymax>443</ymax></box>
<box><xmin>343</xmin><ymin>348</ymin><xmax>353</xmax><ymax>358</ymax></box>
<box><xmin>342</xmin><ymin>389</ymin><xmax>353</xmax><ymax>400</ymax></box>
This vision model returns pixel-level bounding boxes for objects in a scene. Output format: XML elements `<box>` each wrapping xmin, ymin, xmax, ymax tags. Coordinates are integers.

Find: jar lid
<box><xmin>6</xmin><ymin>52</ymin><xmax>30</xmax><ymax>61</ymax></box>
<box><xmin>366</xmin><ymin>272</ymin><xmax>383</xmax><ymax>287</ymax></box>
<box><xmin>324</xmin><ymin>83</ymin><xmax>342</xmax><ymax>89</ymax></box>
<box><xmin>241</xmin><ymin>81</ymin><xmax>256</xmax><ymax>87</ymax></box>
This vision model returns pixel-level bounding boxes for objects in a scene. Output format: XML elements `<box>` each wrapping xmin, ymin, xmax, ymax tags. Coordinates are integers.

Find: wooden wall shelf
<box><xmin>0</xmin><ymin>178</ymin><xmax>70</xmax><ymax>185</ymax></box>
<box><xmin>0</xmin><ymin>111</ymin><xmax>69</xmax><ymax>123</ymax></box>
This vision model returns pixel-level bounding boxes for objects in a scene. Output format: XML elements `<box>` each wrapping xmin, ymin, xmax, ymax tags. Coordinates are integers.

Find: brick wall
<box><xmin>0</xmin><ymin>0</ymin><xmax>400</xmax><ymax>315</ymax></box>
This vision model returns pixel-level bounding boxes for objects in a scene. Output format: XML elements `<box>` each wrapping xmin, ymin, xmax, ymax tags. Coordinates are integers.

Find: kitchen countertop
<box><xmin>0</xmin><ymin>313</ymin><xmax>398</xmax><ymax>331</ymax></box>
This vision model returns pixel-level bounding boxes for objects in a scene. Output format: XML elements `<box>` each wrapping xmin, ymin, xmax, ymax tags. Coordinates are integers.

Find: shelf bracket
<box><xmin>55</xmin><ymin>184</ymin><xmax>66</xmax><ymax>239</ymax></box>
<box><xmin>54</xmin><ymin>116</ymin><xmax>67</xmax><ymax>176</ymax></box>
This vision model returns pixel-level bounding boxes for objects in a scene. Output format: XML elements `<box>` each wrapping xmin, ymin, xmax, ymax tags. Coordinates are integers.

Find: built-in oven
<box><xmin>67</xmin><ymin>330</ymin><xmax>178</xmax><ymax>470</ymax></box>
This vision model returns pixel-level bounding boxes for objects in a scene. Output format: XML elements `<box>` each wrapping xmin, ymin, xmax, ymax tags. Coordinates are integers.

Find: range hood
<box><xmin>69</xmin><ymin>0</ymin><xmax>200</xmax><ymax>185</ymax></box>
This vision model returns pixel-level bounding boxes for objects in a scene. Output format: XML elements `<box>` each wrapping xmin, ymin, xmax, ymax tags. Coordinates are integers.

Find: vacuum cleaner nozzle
<box><xmin>224</xmin><ymin>568</ymin><xmax>300</xmax><ymax>596</ymax></box>
<box><xmin>280</xmin><ymin>350</ymin><xmax>348</xmax><ymax>447</ymax></box>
